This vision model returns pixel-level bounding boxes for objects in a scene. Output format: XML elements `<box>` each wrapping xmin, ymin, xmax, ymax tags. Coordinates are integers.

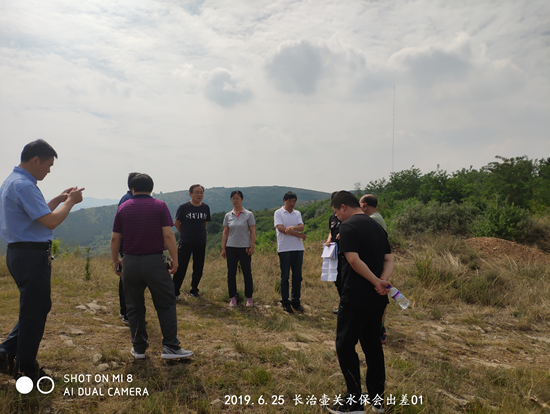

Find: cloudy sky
<box><xmin>1</xmin><ymin>0</ymin><xmax>549</xmax><ymax>200</ymax></box>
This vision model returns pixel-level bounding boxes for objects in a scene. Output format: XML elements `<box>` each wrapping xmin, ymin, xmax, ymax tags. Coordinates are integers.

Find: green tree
<box><xmin>482</xmin><ymin>155</ymin><xmax>537</xmax><ymax>209</ymax></box>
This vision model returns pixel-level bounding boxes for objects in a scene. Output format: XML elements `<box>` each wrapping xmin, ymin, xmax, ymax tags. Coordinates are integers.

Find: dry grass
<box><xmin>1</xmin><ymin>235</ymin><xmax>549</xmax><ymax>413</ymax></box>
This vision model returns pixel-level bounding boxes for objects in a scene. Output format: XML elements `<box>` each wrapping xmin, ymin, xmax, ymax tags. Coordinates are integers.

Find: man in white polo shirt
<box><xmin>274</xmin><ymin>191</ymin><xmax>307</xmax><ymax>313</ymax></box>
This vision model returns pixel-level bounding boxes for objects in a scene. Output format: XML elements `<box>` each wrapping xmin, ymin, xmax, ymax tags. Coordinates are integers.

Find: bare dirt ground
<box><xmin>466</xmin><ymin>237</ymin><xmax>550</xmax><ymax>264</ymax></box>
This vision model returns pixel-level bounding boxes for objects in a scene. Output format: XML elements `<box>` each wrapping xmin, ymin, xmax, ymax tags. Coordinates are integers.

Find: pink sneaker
<box><xmin>246</xmin><ymin>298</ymin><xmax>253</xmax><ymax>307</ymax></box>
<box><xmin>229</xmin><ymin>296</ymin><xmax>237</xmax><ymax>307</ymax></box>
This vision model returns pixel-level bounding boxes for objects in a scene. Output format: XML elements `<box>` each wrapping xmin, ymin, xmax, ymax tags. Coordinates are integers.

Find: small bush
<box><xmin>471</xmin><ymin>198</ymin><xmax>529</xmax><ymax>241</ymax></box>
<box><xmin>391</xmin><ymin>200</ymin><xmax>478</xmax><ymax>236</ymax></box>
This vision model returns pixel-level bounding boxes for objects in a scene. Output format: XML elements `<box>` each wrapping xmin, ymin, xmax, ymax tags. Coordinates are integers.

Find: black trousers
<box><xmin>0</xmin><ymin>247</ymin><xmax>52</xmax><ymax>377</ymax></box>
<box><xmin>226</xmin><ymin>247</ymin><xmax>253</xmax><ymax>298</ymax></box>
<box><xmin>173</xmin><ymin>242</ymin><xmax>206</xmax><ymax>296</ymax></box>
<box><xmin>335</xmin><ymin>302</ymin><xmax>386</xmax><ymax>402</ymax></box>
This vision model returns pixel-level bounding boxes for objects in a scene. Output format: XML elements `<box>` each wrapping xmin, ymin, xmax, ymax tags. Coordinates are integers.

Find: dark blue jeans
<box><xmin>0</xmin><ymin>247</ymin><xmax>52</xmax><ymax>377</ymax></box>
<box><xmin>122</xmin><ymin>254</ymin><xmax>179</xmax><ymax>353</ymax></box>
<box><xmin>278</xmin><ymin>250</ymin><xmax>303</xmax><ymax>304</ymax></box>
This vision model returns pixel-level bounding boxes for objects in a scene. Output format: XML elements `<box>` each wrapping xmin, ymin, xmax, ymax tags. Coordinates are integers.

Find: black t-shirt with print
<box><xmin>175</xmin><ymin>202</ymin><xmax>211</xmax><ymax>244</ymax></box>
<box><xmin>339</xmin><ymin>213</ymin><xmax>391</xmax><ymax>309</ymax></box>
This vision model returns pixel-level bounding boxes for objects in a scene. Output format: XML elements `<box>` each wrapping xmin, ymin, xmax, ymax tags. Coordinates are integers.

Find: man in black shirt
<box><xmin>328</xmin><ymin>191</ymin><xmax>394</xmax><ymax>414</ymax></box>
<box><xmin>173</xmin><ymin>184</ymin><xmax>211</xmax><ymax>299</ymax></box>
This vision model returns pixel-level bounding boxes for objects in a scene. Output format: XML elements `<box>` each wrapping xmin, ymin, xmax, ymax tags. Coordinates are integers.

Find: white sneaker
<box><xmin>131</xmin><ymin>348</ymin><xmax>145</xmax><ymax>359</ymax></box>
<box><xmin>161</xmin><ymin>346</ymin><xmax>193</xmax><ymax>359</ymax></box>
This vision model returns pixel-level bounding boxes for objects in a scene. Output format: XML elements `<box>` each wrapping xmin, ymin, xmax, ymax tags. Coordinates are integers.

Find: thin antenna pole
<box><xmin>392</xmin><ymin>85</ymin><xmax>395</xmax><ymax>173</ymax></box>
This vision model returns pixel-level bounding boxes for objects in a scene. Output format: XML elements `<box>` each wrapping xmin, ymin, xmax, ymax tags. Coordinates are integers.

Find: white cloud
<box><xmin>201</xmin><ymin>67</ymin><xmax>252</xmax><ymax>107</ymax></box>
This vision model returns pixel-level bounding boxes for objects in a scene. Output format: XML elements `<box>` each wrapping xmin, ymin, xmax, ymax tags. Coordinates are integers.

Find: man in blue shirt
<box><xmin>0</xmin><ymin>140</ymin><xmax>84</xmax><ymax>382</ymax></box>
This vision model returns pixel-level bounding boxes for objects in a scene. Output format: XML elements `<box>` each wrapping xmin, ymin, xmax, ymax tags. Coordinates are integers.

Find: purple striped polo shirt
<box><xmin>113</xmin><ymin>195</ymin><xmax>174</xmax><ymax>255</ymax></box>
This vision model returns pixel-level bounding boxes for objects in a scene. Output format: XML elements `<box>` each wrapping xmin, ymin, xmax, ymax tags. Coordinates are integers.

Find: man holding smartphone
<box><xmin>0</xmin><ymin>140</ymin><xmax>84</xmax><ymax>382</ymax></box>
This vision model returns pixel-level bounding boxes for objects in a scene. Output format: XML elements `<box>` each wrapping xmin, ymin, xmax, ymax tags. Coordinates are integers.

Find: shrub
<box><xmin>390</xmin><ymin>200</ymin><xmax>478</xmax><ymax>236</ymax></box>
<box><xmin>471</xmin><ymin>197</ymin><xmax>529</xmax><ymax>241</ymax></box>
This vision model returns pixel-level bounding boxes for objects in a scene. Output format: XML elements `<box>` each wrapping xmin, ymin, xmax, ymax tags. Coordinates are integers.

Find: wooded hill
<box><xmin>0</xmin><ymin>186</ymin><xmax>329</xmax><ymax>255</ymax></box>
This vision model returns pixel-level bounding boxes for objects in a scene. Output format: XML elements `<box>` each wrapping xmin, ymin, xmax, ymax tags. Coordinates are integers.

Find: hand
<box><xmin>300</xmin><ymin>233</ymin><xmax>307</xmax><ymax>240</ymax></box>
<box><xmin>58</xmin><ymin>187</ymin><xmax>77</xmax><ymax>202</ymax></box>
<box><xmin>284</xmin><ymin>227</ymin><xmax>293</xmax><ymax>234</ymax></box>
<box><xmin>113</xmin><ymin>259</ymin><xmax>122</xmax><ymax>276</ymax></box>
<box><xmin>335</xmin><ymin>234</ymin><xmax>340</xmax><ymax>240</ymax></box>
<box><xmin>374</xmin><ymin>279</ymin><xmax>391</xmax><ymax>296</ymax></box>
<box><xmin>247</xmin><ymin>246</ymin><xmax>255</xmax><ymax>256</ymax></box>
<box><xmin>221</xmin><ymin>248</ymin><xmax>227</xmax><ymax>259</ymax></box>
<box><xmin>325</xmin><ymin>239</ymin><xmax>331</xmax><ymax>246</ymax></box>
<box><xmin>67</xmin><ymin>187</ymin><xmax>85</xmax><ymax>204</ymax></box>
<box><xmin>169</xmin><ymin>260</ymin><xmax>178</xmax><ymax>275</ymax></box>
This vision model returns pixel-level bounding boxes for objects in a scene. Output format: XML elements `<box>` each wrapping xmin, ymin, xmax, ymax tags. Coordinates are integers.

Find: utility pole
<box><xmin>392</xmin><ymin>85</ymin><xmax>395</xmax><ymax>173</ymax></box>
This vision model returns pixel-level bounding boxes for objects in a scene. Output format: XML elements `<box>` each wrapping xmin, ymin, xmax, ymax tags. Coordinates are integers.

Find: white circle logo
<box><xmin>15</xmin><ymin>376</ymin><xmax>33</xmax><ymax>394</ymax></box>
<box><xmin>37</xmin><ymin>376</ymin><xmax>55</xmax><ymax>394</ymax></box>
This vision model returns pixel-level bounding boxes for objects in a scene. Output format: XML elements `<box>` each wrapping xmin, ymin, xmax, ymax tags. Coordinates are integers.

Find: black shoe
<box><xmin>291</xmin><ymin>302</ymin><xmax>304</xmax><ymax>312</ymax></box>
<box><xmin>188</xmin><ymin>292</ymin><xmax>201</xmax><ymax>299</ymax></box>
<box><xmin>332</xmin><ymin>309</ymin><xmax>339</xmax><ymax>315</ymax></box>
<box><xmin>282</xmin><ymin>303</ymin><xmax>294</xmax><ymax>313</ymax></box>
<box><xmin>14</xmin><ymin>363</ymin><xmax>48</xmax><ymax>384</ymax></box>
<box><xmin>0</xmin><ymin>351</ymin><xmax>16</xmax><ymax>376</ymax></box>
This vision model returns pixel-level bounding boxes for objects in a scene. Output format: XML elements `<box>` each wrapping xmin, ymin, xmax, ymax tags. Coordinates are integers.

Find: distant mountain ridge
<box><xmin>69</xmin><ymin>197</ymin><xmax>119</xmax><ymax>211</ymax></box>
<box><xmin>0</xmin><ymin>186</ymin><xmax>329</xmax><ymax>255</ymax></box>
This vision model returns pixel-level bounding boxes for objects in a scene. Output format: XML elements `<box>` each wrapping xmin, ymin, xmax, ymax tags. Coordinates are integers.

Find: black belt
<box><xmin>126</xmin><ymin>251</ymin><xmax>164</xmax><ymax>257</ymax></box>
<box><xmin>8</xmin><ymin>241</ymin><xmax>52</xmax><ymax>251</ymax></box>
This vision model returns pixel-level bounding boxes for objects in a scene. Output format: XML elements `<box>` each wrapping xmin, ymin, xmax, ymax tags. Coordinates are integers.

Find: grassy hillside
<box><xmin>0</xmin><ymin>235</ymin><xmax>549</xmax><ymax>413</ymax></box>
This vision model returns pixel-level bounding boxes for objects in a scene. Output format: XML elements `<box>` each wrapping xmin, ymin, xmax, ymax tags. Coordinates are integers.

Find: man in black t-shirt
<box><xmin>327</xmin><ymin>191</ymin><xmax>394</xmax><ymax>414</ymax></box>
<box><xmin>173</xmin><ymin>184</ymin><xmax>211</xmax><ymax>299</ymax></box>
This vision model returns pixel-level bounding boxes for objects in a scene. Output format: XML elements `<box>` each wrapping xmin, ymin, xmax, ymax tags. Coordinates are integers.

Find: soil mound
<box><xmin>466</xmin><ymin>237</ymin><xmax>549</xmax><ymax>264</ymax></box>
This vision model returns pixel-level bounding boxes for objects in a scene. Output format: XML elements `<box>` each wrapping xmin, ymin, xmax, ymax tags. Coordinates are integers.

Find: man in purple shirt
<box><xmin>0</xmin><ymin>140</ymin><xmax>84</xmax><ymax>381</ymax></box>
<box><xmin>110</xmin><ymin>173</ymin><xmax>192</xmax><ymax>360</ymax></box>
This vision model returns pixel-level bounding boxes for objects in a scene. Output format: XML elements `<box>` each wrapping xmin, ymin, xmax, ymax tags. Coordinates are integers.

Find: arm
<box><xmin>325</xmin><ymin>232</ymin><xmax>332</xmax><ymax>246</ymax></box>
<box><xmin>47</xmin><ymin>187</ymin><xmax>76</xmax><ymax>211</ymax></box>
<box><xmin>344</xmin><ymin>252</ymin><xmax>391</xmax><ymax>296</ymax></box>
<box><xmin>37</xmin><ymin>187</ymin><xmax>85</xmax><ymax>229</ymax></box>
<box><xmin>221</xmin><ymin>226</ymin><xmax>229</xmax><ymax>259</ymax></box>
<box><xmin>175</xmin><ymin>220</ymin><xmax>181</xmax><ymax>233</ymax></box>
<box><xmin>247</xmin><ymin>225</ymin><xmax>256</xmax><ymax>255</ymax></box>
<box><xmin>110</xmin><ymin>232</ymin><xmax>123</xmax><ymax>276</ymax></box>
<box><xmin>276</xmin><ymin>224</ymin><xmax>306</xmax><ymax>240</ymax></box>
<box><xmin>162</xmin><ymin>226</ymin><xmax>179</xmax><ymax>274</ymax></box>
<box><xmin>287</xmin><ymin>223</ymin><xmax>305</xmax><ymax>233</ymax></box>
<box><xmin>379</xmin><ymin>254</ymin><xmax>394</xmax><ymax>283</ymax></box>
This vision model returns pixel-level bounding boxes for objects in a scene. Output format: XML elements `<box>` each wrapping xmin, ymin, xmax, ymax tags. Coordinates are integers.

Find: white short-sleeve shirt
<box><xmin>274</xmin><ymin>206</ymin><xmax>304</xmax><ymax>252</ymax></box>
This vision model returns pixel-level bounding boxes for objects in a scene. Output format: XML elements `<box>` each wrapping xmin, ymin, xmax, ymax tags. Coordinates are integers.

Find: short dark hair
<box><xmin>189</xmin><ymin>184</ymin><xmax>205</xmax><ymax>194</ymax></box>
<box><xmin>130</xmin><ymin>173</ymin><xmax>154</xmax><ymax>193</ymax></box>
<box><xmin>330</xmin><ymin>191</ymin><xmax>360</xmax><ymax>209</ymax></box>
<box><xmin>21</xmin><ymin>140</ymin><xmax>58</xmax><ymax>162</ymax></box>
<box><xmin>283</xmin><ymin>191</ymin><xmax>297</xmax><ymax>201</ymax></box>
<box><xmin>361</xmin><ymin>194</ymin><xmax>378</xmax><ymax>208</ymax></box>
<box><xmin>230</xmin><ymin>190</ymin><xmax>244</xmax><ymax>200</ymax></box>
<box><xmin>127</xmin><ymin>172</ymin><xmax>140</xmax><ymax>190</ymax></box>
